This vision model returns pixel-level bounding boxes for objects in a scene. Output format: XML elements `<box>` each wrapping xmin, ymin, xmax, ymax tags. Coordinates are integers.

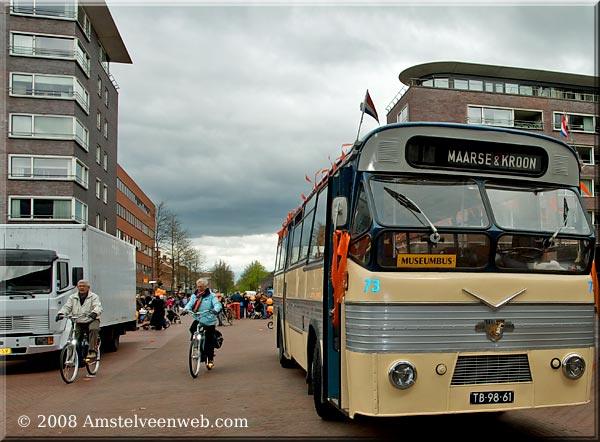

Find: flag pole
<box><xmin>355</xmin><ymin>90</ymin><xmax>367</xmax><ymax>142</ymax></box>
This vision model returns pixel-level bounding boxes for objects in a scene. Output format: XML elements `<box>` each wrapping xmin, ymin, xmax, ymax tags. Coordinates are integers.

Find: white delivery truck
<box><xmin>0</xmin><ymin>224</ymin><xmax>137</xmax><ymax>358</ymax></box>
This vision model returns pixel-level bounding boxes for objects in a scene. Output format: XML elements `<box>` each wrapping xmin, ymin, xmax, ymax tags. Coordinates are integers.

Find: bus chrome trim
<box><xmin>345</xmin><ymin>303</ymin><xmax>595</xmax><ymax>353</ymax></box>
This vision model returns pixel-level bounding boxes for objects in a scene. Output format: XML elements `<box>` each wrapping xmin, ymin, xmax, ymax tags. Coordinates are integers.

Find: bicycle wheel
<box><xmin>60</xmin><ymin>344</ymin><xmax>79</xmax><ymax>384</ymax></box>
<box><xmin>189</xmin><ymin>333</ymin><xmax>203</xmax><ymax>378</ymax></box>
<box><xmin>86</xmin><ymin>337</ymin><xmax>101</xmax><ymax>376</ymax></box>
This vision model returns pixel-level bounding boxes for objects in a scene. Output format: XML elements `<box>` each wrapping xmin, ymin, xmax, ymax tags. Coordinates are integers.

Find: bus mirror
<box><xmin>332</xmin><ymin>197</ymin><xmax>348</xmax><ymax>229</ymax></box>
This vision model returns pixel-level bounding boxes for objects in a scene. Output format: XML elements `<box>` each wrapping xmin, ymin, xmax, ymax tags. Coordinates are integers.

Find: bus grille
<box><xmin>345</xmin><ymin>303</ymin><xmax>595</xmax><ymax>353</ymax></box>
<box><xmin>0</xmin><ymin>316</ymin><xmax>49</xmax><ymax>332</ymax></box>
<box><xmin>451</xmin><ymin>354</ymin><xmax>532</xmax><ymax>385</ymax></box>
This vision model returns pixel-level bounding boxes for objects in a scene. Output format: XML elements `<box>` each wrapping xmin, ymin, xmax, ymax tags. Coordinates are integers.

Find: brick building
<box><xmin>2</xmin><ymin>0</ymin><xmax>131</xmax><ymax>233</ymax></box>
<box><xmin>116</xmin><ymin>165</ymin><xmax>155</xmax><ymax>294</ymax></box>
<box><xmin>385</xmin><ymin>61</ymin><xmax>598</xmax><ymax>234</ymax></box>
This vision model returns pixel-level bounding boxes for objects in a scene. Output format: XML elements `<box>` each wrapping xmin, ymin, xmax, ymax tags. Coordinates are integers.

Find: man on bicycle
<box><xmin>55</xmin><ymin>280</ymin><xmax>103</xmax><ymax>362</ymax></box>
<box><xmin>181</xmin><ymin>278</ymin><xmax>222</xmax><ymax>369</ymax></box>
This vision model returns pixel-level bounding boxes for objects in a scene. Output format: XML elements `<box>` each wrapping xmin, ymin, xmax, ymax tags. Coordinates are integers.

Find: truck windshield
<box><xmin>0</xmin><ymin>264</ymin><xmax>52</xmax><ymax>294</ymax></box>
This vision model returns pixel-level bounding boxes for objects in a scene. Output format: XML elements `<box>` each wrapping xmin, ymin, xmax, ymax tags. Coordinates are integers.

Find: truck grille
<box><xmin>451</xmin><ymin>354</ymin><xmax>532</xmax><ymax>385</ymax></box>
<box><xmin>0</xmin><ymin>316</ymin><xmax>49</xmax><ymax>332</ymax></box>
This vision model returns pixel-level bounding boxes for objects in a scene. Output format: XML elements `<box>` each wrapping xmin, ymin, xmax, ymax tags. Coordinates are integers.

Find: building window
<box><xmin>11</xmin><ymin>0</ymin><xmax>76</xmax><ymax>19</ymax></box>
<box><xmin>103</xmin><ymin>120</ymin><xmax>108</xmax><ymax>139</ymax></box>
<box><xmin>553</xmin><ymin>112</ymin><xmax>596</xmax><ymax>134</ymax></box>
<box><xmin>581</xmin><ymin>179</ymin><xmax>594</xmax><ymax>198</ymax></box>
<box><xmin>104</xmin><ymin>87</ymin><xmax>109</xmax><ymax>107</ymax></box>
<box><xmin>99</xmin><ymin>43</ymin><xmax>109</xmax><ymax>74</ymax></box>
<box><xmin>96</xmin><ymin>145</ymin><xmax>101</xmax><ymax>164</ymax></box>
<box><xmin>397</xmin><ymin>104</ymin><xmax>408</xmax><ymax>123</ymax></box>
<box><xmin>103</xmin><ymin>152</ymin><xmax>108</xmax><ymax>171</ymax></box>
<box><xmin>103</xmin><ymin>184</ymin><xmax>108</xmax><ymax>204</ymax></box>
<box><xmin>10</xmin><ymin>32</ymin><xmax>90</xmax><ymax>76</ymax></box>
<box><xmin>77</xmin><ymin>4</ymin><xmax>91</xmax><ymax>40</ymax></box>
<box><xmin>103</xmin><ymin>218</ymin><xmax>107</xmax><ymax>232</ymax></box>
<box><xmin>96</xmin><ymin>213</ymin><xmax>100</xmax><ymax>229</ymax></box>
<box><xmin>9</xmin><ymin>155</ymin><xmax>89</xmax><ymax>188</ymax></box>
<box><xmin>576</xmin><ymin>146</ymin><xmax>594</xmax><ymax>165</ymax></box>
<box><xmin>9</xmin><ymin>196</ymin><xmax>87</xmax><ymax>223</ymax></box>
<box><xmin>10</xmin><ymin>72</ymin><xmax>89</xmax><ymax>113</ymax></box>
<box><xmin>97</xmin><ymin>75</ymin><xmax>102</xmax><ymax>96</ymax></box>
<box><xmin>96</xmin><ymin>179</ymin><xmax>101</xmax><ymax>199</ymax></box>
<box><xmin>9</xmin><ymin>113</ymin><xmax>89</xmax><ymax>150</ymax></box>
<box><xmin>467</xmin><ymin>105</ymin><xmax>512</xmax><ymax>127</ymax></box>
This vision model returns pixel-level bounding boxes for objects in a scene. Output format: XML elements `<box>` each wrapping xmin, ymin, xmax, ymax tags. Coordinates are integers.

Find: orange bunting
<box><xmin>580</xmin><ymin>181</ymin><xmax>592</xmax><ymax>197</ymax></box>
<box><xmin>331</xmin><ymin>230</ymin><xmax>350</xmax><ymax>329</ymax></box>
<box><xmin>305</xmin><ymin>175</ymin><xmax>312</xmax><ymax>183</ymax></box>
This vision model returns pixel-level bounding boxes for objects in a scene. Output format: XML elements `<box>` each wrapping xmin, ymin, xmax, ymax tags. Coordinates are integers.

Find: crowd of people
<box><xmin>135</xmin><ymin>288</ymin><xmax>273</xmax><ymax>331</ymax></box>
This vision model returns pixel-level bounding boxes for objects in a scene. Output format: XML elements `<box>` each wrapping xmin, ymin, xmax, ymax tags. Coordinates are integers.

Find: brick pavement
<box><xmin>1</xmin><ymin>315</ymin><xmax>598</xmax><ymax>440</ymax></box>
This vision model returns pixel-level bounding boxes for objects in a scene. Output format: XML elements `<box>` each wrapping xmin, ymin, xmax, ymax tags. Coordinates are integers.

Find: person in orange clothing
<box><xmin>230</xmin><ymin>291</ymin><xmax>243</xmax><ymax>319</ymax></box>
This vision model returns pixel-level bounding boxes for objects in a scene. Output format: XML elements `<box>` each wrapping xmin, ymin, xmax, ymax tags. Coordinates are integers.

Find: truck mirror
<box><xmin>72</xmin><ymin>267</ymin><xmax>83</xmax><ymax>285</ymax></box>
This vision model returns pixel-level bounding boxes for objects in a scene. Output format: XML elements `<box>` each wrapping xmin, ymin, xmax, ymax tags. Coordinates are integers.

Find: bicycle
<box><xmin>189</xmin><ymin>321</ymin><xmax>207</xmax><ymax>378</ymax></box>
<box><xmin>219</xmin><ymin>305</ymin><xmax>234</xmax><ymax>326</ymax></box>
<box><xmin>59</xmin><ymin>315</ymin><xmax>101</xmax><ymax>384</ymax></box>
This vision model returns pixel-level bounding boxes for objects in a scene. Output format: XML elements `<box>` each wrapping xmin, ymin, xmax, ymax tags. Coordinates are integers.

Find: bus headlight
<box><xmin>388</xmin><ymin>361</ymin><xmax>417</xmax><ymax>389</ymax></box>
<box><xmin>562</xmin><ymin>353</ymin><xmax>586</xmax><ymax>380</ymax></box>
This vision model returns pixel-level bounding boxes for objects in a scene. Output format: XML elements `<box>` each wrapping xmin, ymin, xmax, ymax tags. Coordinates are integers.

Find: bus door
<box><xmin>324</xmin><ymin>166</ymin><xmax>354</xmax><ymax>410</ymax></box>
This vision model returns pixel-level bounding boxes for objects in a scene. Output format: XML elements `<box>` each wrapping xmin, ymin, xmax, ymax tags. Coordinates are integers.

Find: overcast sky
<box><xmin>105</xmin><ymin>0</ymin><xmax>597</xmax><ymax>279</ymax></box>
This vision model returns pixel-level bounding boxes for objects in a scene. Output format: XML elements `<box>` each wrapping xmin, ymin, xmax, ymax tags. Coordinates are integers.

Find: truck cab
<box><xmin>0</xmin><ymin>249</ymin><xmax>78</xmax><ymax>357</ymax></box>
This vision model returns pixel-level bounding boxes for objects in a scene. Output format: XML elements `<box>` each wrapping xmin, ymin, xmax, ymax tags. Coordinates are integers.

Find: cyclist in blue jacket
<box><xmin>181</xmin><ymin>278</ymin><xmax>222</xmax><ymax>369</ymax></box>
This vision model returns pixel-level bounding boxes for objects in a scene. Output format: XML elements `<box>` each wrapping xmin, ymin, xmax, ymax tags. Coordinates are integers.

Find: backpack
<box><xmin>214</xmin><ymin>329</ymin><xmax>224</xmax><ymax>349</ymax></box>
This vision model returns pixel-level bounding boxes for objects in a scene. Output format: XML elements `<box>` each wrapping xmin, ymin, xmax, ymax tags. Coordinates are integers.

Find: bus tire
<box><xmin>311</xmin><ymin>344</ymin><xmax>341</xmax><ymax>420</ymax></box>
<box><xmin>278</xmin><ymin>326</ymin><xmax>296</xmax><ymax>368</ymax></box>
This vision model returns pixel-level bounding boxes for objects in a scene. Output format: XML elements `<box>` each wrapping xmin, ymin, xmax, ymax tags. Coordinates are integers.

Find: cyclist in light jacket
<box><xmin>181</xmin><ymin>278</ymin><xmax>222</xmax><ymax>369</ymax></box>
<box><xmin>55</xmin><ymin>280</ymin><xmax>103</xmax><ymax>362</ymax></box>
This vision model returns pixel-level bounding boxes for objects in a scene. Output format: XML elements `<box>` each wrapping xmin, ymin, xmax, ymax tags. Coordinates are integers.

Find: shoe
<box><xmin>85</xmin><ymin>351</ymin><xmax>96</xmax><ymax>363</ymax></box>
<box><xmin>207</xmin><ymin>360</ymin><xmax>214</xmax><ymax>370</ymax></box>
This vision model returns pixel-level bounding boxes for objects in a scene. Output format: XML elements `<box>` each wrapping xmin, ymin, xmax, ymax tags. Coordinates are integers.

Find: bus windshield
<box><xmin>486</xmin><ymin>184</ymin><xmax>591</xmax><ymax>234</ymax></box>
<box><xmin>369</xmin><ymin>176</ymin><xmax>488</xmax><ymax>228</ymax></box>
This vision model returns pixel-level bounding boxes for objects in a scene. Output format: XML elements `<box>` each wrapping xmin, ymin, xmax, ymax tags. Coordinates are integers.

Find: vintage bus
<box><xmin>273</xmin><ymin>122</ymin><xmax>596</xmax><ymax>420</ymax></box>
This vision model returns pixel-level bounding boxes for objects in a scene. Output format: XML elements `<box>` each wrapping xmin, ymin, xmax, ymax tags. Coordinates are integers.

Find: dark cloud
<box><xmin>108</xmin><ymin>1</ymin><xmax>595</xmax><ymax>246</ymax></box>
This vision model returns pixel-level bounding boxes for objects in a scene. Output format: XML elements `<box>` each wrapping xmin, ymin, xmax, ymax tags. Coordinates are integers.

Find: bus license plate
<box><xmin>0</xmin><ymin>348</ymin><xmax>12</xmax><ymax>355</ymax></box>
<box><xmin>470</xmin><ymin>391</ymin><xmax>514</xmax><ymax>404</ymax></box>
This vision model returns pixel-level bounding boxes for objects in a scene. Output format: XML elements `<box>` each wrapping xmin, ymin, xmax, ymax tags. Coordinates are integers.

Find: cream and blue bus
<box><xmin>273</xmin><ymin>122</ymin><xmax>596</xmax><ymax>420</ymax></box>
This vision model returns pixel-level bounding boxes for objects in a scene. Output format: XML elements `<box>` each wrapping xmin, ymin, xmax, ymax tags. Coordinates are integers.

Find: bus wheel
<box><xmin>311</xmin><ymin>344</ymin><xmax>341</xmax><ymax>420</ymax></box>
<box><xmin>278</xmin><ymin>327</ymin><xmax>296</xmax><ymax>369</ymax></box>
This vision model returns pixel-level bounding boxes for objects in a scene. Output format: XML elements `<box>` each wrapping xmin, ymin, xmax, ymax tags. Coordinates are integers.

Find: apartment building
<box><xmin>116</xmin><ymin>165</ymin><xmax>155</xmax><ymax>295</ymax></box>
<box><xmin>386</xmin><ymin>61</ymin><xmax>598</xmax><ymax>234</ymax></box>
<box><xmin>2</xmin><ymin>0</ymin><xmax>131</xmax><ymax>233</ymax></box>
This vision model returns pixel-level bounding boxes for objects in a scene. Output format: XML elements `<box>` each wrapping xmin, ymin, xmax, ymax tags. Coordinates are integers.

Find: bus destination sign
<box><xmin>406</xmin><ymin>136</ymin><xmax>548</xmax><ymax>176</ymax></box>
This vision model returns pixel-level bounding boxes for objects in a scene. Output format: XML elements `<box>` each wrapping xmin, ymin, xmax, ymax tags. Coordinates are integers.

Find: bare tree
<box><xmin>153</xmin><ymin>201</ymin><xmax>171</xmax><ymax>284</ymax></box>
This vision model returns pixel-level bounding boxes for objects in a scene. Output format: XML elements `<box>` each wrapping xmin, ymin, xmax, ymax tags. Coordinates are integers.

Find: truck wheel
<box><xmin>102</xmin><ymin>329</ymin><xmax>120</xmax><ymax>352</ymax></box>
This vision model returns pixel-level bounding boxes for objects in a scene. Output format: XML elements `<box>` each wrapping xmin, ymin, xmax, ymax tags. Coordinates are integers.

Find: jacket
<box><xmin>58</xmin><ymin>291</ymin><xmax>103</xmax><ymax>324</ymax></box>
<box><xmin>184</xmin><ymin>289</ymin><xmax>222</xmax><ymax>326</ymax></box>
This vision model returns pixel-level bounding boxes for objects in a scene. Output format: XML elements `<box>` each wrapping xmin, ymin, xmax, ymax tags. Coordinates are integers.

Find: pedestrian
<box><xmin>55</xmin><ymin>279</ymin><xmax>102</xmax><ymax>362</ymax></box>
<box><xmin>230</xmin><ymin>291</ymin><xmax>242</xmax><ymax>319</ymax></box>
<box><xmin>148</xmin><ymin>294</ymin><xmax>166</xmax><ymax>330</ymax></box>
<box><xmin>181</xmin><ymin>278</ymin><xmax>222</xmax><ymax>369</ymax></box>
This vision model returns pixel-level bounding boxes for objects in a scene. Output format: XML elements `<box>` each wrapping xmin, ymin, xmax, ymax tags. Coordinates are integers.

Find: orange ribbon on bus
<box><xmin>331</xmin><ymin>230</ymin><xmax>350</xmax><ymax>328</ymax></box>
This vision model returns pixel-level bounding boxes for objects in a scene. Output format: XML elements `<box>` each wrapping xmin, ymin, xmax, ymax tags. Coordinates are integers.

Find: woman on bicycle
<box><xmin>181</xmin><ymin>278</ymin><xmax>222</xmax><ymax>369</ymax></box>
<box><xmin>55</xmin><ymin>280</ymin><xmax>102</xmax><ymax>363</ymax></box>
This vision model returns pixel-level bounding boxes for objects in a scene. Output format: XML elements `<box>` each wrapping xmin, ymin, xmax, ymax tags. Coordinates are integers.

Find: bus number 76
<box><xmin>364</xmin><ymin>279</ymin><xmax>380</xmax><ymax>293</ymax></box>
